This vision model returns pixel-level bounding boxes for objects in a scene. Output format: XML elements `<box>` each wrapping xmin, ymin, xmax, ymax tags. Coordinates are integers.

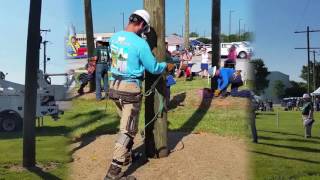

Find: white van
<box><xmin>206</xmin><ymin>42</ymin><xmax>253</xmax><ymax>59</ymax></box>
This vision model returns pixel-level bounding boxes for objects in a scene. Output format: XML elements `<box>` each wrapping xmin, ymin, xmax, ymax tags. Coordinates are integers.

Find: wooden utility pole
<box><xmin>211</xmin><ymin>0</ymin><xmax>221</xmax><ymax>90</ymax></box>
<box><xmin>184</xmin><ymin>0</ymin><xmax>190</xmax><ymax>48</ymax></box>
<box><xmin>84</xmin><ymin>0</ymin><xmax>95</xmax><ymax>91</ymax></box>
<box><xmin>294</xmin><ymin>26</ymin><xmax>320</xmax><ymax>93</ymax></box>
<box><xmin>144</xmin><ymin>0</ymin><xmax>168</xmax><ymax>158</ymax></box>
<box><xmin>23</xmin><ymin>0</ymin><xmax>42</xmax><ymax>167</ymax></box>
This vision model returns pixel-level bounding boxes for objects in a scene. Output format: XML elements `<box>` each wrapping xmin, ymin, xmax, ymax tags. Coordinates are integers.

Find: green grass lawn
<box><xmin>0</xmin><ymin>77</ymin><xmax>250</xmax><ymax>179</ymax></box>
<box><xmin>250</xmin><ymin>109</ymin><xmax>320</xmax><ymax>180</ymax></box>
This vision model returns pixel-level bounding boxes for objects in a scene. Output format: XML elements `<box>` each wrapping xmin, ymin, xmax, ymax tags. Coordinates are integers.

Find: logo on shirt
<box><xmin>111</xmin><ymin>36</ymin><xmax>129</xmax><ymax>73</ymax></box>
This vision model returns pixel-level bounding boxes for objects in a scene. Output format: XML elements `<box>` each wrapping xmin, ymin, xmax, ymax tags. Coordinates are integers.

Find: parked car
<box><xmin>206</xmin><ymin>41</ymin><xmax>253</xmax><ymax>59</ymax></box>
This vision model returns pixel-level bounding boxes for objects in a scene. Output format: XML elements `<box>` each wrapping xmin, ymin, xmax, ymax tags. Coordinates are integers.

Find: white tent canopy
<box><xmin>311</xmin><ymin>87</ymin><xmax>320</xmax><ymax>96</ymax></box>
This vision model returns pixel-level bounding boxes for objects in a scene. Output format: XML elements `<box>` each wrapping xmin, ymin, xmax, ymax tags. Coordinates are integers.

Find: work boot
<box><xmin>104</xmin><ymin>164</ymin><xmax>123</xmax><ymax>180</ymax></box>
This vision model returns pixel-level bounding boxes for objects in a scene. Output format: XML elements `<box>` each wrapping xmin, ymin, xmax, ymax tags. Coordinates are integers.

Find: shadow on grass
<box><xmin>0</xmin><ymin>110</ymin><xmax>112</xmax><ymax>140</ymax></box>
<box><xmin>176</xmin><ymin>89</ymin><xmax>213</xmax><ymax>132</ymax></box>
<box><xmin>166</xmin><ymin>88</ymin><xmax>212</xmax><ymax>154</ymax></box>
<box><xmin>256</xmin><ymin>112</ymin><xmax>276</xmax><ymax>116</ymax></box>
<box><xmin>70</xmin><ymin>120</ymin><xmax>119</xmax><ymax>154</ymax></box>
<box><xmin>258</xmin><ymin>142</ymin><xmax>320</xmax><ymax>153</ymax></box>
<box><xmin>259</xmin><ymin>136</ymin><xmax>320</xmax><ymax>144</ymax></box>
<box><xmin>26</xmin><ymin>166</ymin><xmax>61</xmax><ymax>180</ymax></box>
<box><xmin>258</xmin><ymin>130</ymin><xmax>305</xmax><ymax>138</ymax></box>
<box><xmin>168</xmin><ymin>92</ymin><xmax>186</xmax><ymax>110</ymax></box>
<box><xmin>250</xmin><ymin>150</ymin><xmax>320</xmax><ymax>164</ymax></box>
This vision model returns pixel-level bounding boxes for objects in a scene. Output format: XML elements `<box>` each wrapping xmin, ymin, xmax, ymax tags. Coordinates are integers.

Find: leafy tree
<box><xmin>196</xmin><ymin>37</ymin><xmax>211</xmax><ymax>44</ymax></box>
<box><xmin>172</xmin><ymin>33</ymin><xmax>180</xmax><ymax>37</ymax></box>
<box><xmin>285</xmin><ymin>81</ymin><xmax>307</xmax><ymax>97</ymax></box>
<box><xmin>273</xmin><ymin>80</ymin><xmax>285</xmax><ymax>99</ymax></box>
<box><xmin>189</xmin><ymin>32</ymin><xmax>199</xmax><ymax>37</ymax></box>
<box><xmin>251</xmin><ymin>59</ymin><xmax>270</xmax><ymax>95</ymax></box>
<box><xmin>300</xmin><ymin>61</ymin><xmax>320</xmax><ymax>90</ymax></box>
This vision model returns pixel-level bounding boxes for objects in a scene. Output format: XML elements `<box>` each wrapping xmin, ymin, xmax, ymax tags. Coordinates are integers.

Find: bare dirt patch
<box><xmin>69</xmin><ymin>132</ymin><xmax>248</xmax><ymax>180</ymax></box>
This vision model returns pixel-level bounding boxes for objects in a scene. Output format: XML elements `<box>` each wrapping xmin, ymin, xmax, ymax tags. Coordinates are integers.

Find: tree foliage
<box><xmin>189</xmin><ymin>32</ymin><xmax>199</xmax><ymax>37</ymax></box>
<box><xmin>285</xmin><ymin>81</ymin><xmax>307</xmax><ymax>97</ymax></box>
<box><xmin>273</xmin><ymin>80</ymin><xmax>285</xmax><ymax>99</ymax></box>
<box><xmin>251</xmin><ymin>59</ymin><xmax>270</xmax><ymax>95</ymax></box>
<box><xmin>196</xmin><ymin>37</ymin><xmax>211</xmax><ymax>44</ymax></box>
<box><xmin>300</xmin><ymin>61</ymin><xmax>320</xmax><ymax>90</ymax></box>
<box><xmin>221</xmin><ymin>32</ymin><xmax>254</xmax><ymax>43</ymax></box>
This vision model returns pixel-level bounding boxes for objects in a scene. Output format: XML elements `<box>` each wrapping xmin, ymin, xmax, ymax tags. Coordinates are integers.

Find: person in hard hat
<box><xmin>301</xmin><ymin>93</ymin><xmax>315</xmax><ymax>138</ymax></box>
<box><xmin>104</xmin><ymin>9</ymin><xmax>173</xmax><ymax>180</ymax></box>
<box><xmin>91</xmin><ymin>37</ymin><xmax>110</xmax><ymax>100</ymax></box>
<box><xmin>208</xmin><ymin>66</ymin><xmax>237</xmax><ymax>97</ymax></box>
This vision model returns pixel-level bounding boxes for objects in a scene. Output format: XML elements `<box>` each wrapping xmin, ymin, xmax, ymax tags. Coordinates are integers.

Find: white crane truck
<box><xmin>0</xmin><ymin>70</ymin><xmax>71</xmax><ymax>132</ymax></box>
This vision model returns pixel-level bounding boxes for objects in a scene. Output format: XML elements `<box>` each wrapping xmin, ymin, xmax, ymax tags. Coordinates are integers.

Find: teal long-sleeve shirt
<box><xmin>109</xmin><ymin>31</ymin><xmax>166</xmax><ymax>84</ymax></box>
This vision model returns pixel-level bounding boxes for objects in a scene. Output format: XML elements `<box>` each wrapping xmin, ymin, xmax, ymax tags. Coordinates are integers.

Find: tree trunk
<box><xmin>144</xmin><ymin>0</ymin><xmax>168</xmax><ymax>158</ymax></box>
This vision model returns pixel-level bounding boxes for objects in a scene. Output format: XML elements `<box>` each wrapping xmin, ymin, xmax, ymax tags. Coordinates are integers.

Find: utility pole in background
<box><xmin>311</xmin><ymin>50</ymin><xmax>317</xmax><ymax>91</ymax></box>
<box><xmin>294</xmin><ymin>26</ymin><xmax>320</xmax><ymax>93</ymax></box>
<box><xmin>228</xmin><ymin>10</ymin><xmax>235</xmax><ymax>42</ymax></box>
<box><xmin>184</xmin><ymin>0</ymin><xmax>190</xmax><ymax>48</ymax></box>
<box><xmin>23</xmin><ymin>0</ymin><xmax>42</xmax><ymax>168</ymax></box>
<box><xmin>40</xmin><ymin>28</ymin><xmax>51</xmax><ymax>74</ymax></box>
<box><xmin>121</xmin><ymin>12</ymin><xmax>125</xmax><ymax>30</ymax></box>
<box><xmin>144</xmin><ymin>0</ymin><xmax>168</xmax><ymax>158</ymax></box>
<box><xmin>84</xmin><ymin>0</ymin><xmax>95</xmax><ymax>91</ymax></box>
<box><xmin>211</xmin><ymin>0</ymin><xmax>221</xmax><ymax>90</ymax></box>
<box><xmin>238</xmin><ymin>18</ymin><xmax>243</xmax><ymax>40</ymax></box>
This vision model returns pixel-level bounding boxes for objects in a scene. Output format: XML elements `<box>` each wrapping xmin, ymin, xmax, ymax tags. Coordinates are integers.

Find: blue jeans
<box><xmin>95</xmin><ymin>63</ymin><xmax>109</xmax><ymax>100</ymax></box>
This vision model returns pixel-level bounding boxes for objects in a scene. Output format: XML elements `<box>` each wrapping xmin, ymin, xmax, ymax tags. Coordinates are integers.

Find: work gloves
<box><xmin>166</xmin><ymin>63</ymin><xmax>175</xmax><ymax>73</ymax></box>
<box><xmin>214</xmin><ymin>89</ymin><xmax>221</xmax><ymax>97</ymax></box>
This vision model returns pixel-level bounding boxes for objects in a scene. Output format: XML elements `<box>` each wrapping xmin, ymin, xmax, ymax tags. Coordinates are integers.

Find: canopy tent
<box><xmin>311</xmin><ymin>87</ymin><xmax>320</xmax><ymax>96</ymax></box>
<box><xmin>190</xmin><ymin>39</ymin><xmax>204</xmax><ymax>46</ymax></box>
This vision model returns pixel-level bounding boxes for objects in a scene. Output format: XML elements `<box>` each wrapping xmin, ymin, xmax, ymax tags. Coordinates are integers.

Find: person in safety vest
<box><xmin>104</xmin><ymin>9</ymin><xmax>173</xmax><ymax>180</ymax></box>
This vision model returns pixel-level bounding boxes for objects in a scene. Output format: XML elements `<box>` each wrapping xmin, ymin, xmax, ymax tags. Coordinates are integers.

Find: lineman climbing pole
<box><xmin>84</xmin><ymin>0</ymin><xmax>96</xmax><ymax>91</ymax></box>
<box><xmin>23</xmin><ymin>0</ymin><xmax>42</xmax><ymax>167</ymax></box>
<box><xmin>211</xmin><ymin>0</ymin><xmax>221</xmax><ymax>90</ymax></box>
<box><xmin>144</xmin><ymin>0</ymin><xmax>168</xmax><ymax>158</ymax></box>
<box><xmin>184</xmin><ymin>0</ymin><xmax>190</xmax><ymax>48</ymax></box>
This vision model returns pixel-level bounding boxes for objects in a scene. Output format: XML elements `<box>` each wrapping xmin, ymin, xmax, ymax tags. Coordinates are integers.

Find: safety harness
<box><xmin>107</xmin><ymin>73</ymin><xmax>165</xmax><ymax>139</ymax></box>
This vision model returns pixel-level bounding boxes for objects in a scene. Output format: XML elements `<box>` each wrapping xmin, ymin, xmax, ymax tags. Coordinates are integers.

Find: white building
<box><xmin>262</xmin><ymin>71</ymin><xmax>291</xmax><ymax>103</ymax></box>
<box><xmin>76</xmin><ymin>32</ymin><xmax>114</xmax><ymax>46</ymax></box>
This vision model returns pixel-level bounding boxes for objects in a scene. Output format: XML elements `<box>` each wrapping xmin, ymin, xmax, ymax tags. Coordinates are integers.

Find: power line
<box><xmin>294</xmin><ymin>26</ymin><xmax>320</xmax><ymax>93</ymax></box>
<box><xmin>295</xmin><ymin>0</ymin><xmax>312</xmax><ymax>30</ymax></box>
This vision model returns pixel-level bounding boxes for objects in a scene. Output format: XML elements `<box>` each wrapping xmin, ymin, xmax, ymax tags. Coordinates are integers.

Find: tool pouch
<box><xmin>109</xmin><ymin>88</ymin><xmax>142</xmax><ymax>103</ymax></box>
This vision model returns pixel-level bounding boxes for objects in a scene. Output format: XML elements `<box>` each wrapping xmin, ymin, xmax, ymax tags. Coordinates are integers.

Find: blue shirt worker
<box><xmin>210</xmin><ymin>67</ymin><xmax>235</xmax><ymax>97</ymax></box>
<box><xmin>104</xmin><ymin>10</ymin><xmax>172</xmax><ymax>180</ymax></box>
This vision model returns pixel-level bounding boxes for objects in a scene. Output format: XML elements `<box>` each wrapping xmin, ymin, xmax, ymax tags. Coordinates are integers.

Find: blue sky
<box><xmin>252</xmin><ymin>0</ymin><xmax>320</xmax><ymax>82</ymax></box>
<box><xmin>0</xmin><ymin>0</ymin><xmax>67</xmax><ymax>84</ymax></box>
<box><xmin>1</xmin><ymin>0</ymin><xmax>252</xmax><ymax>84</ymax></box>
<box><xmin>66</xmin><ymin>0</ymin><xmax>253</xmax><ymax>36</ymax></box>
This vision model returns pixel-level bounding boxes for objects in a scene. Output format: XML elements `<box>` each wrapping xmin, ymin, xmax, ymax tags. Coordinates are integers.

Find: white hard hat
<box><xmin>208</xmin><ymin>66</ymin><xmax>217</xmax><ymax>78</ymax></box>
<box><xmin>132</xmin><ymin>9</ymin><xmax>150</xmax><ymax>32</ymax></box>
<box><xmin>96</xmin><ymin>36</ymin><xmax>104</xmax><ymax>42</ymax></box>
<box><xmin>303</xmin><ymin>93</ymin><xmax>310</xmax><ymax>99</ymax></box>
